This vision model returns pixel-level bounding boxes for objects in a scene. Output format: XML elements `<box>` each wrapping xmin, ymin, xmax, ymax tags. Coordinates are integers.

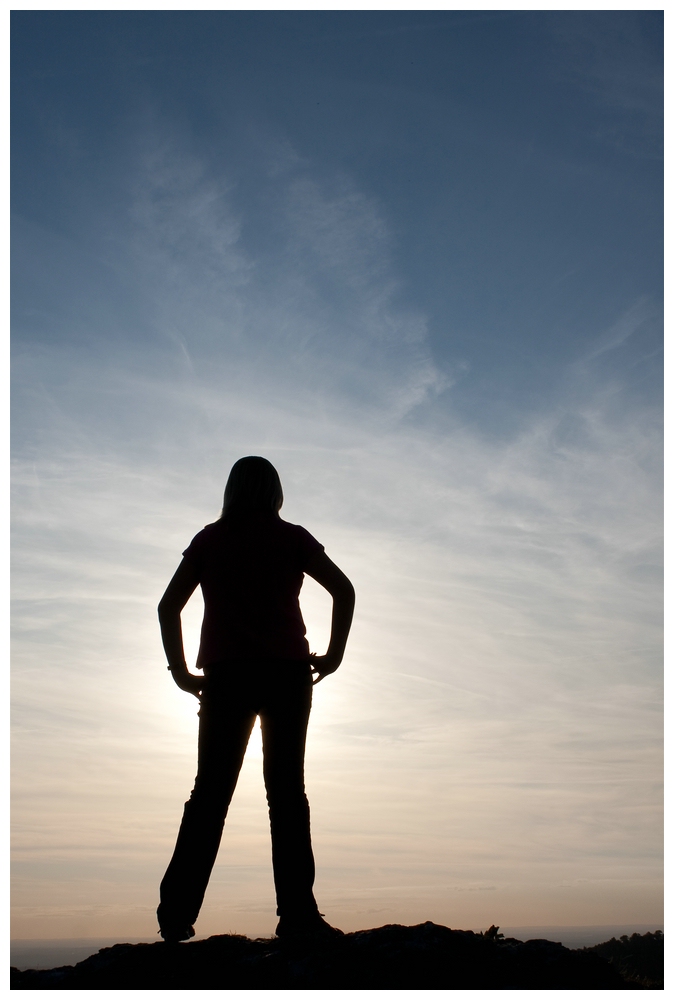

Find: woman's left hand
<box><xmin>170</xmin><ymin>665</ymin><xmax>204</xmax><ymax>698</ymax></box>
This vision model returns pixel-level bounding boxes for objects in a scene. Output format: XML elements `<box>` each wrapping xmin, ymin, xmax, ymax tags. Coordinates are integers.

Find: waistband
<box><xmin>203</xmin><ymin>657</ymin><xmax>311</xmax><ymax>677</ymax></box>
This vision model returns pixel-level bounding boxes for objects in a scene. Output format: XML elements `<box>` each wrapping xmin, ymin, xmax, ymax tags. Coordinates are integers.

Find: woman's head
<box><xmin>221</xmin><ymin>456</ymin><xmax>284</xmax><ymax>518</ymax></box>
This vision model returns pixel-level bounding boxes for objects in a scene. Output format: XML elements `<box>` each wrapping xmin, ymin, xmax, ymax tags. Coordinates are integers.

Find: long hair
<box><xmin>220</xmin><ymin>456</ymin><xmax>284</xmax><ymax>519</ymax></box>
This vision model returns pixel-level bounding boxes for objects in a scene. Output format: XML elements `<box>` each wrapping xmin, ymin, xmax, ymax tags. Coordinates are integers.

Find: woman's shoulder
<box><xmin>193</xmin><ymin>520</ymin><xmax>224</xmax><ymax>541</ymax></box>
<box><xmin>183</xmin><ymin>520</ymin><xmax>224</xmax><ymax>555</ymax></box>
<box><xmin>277</xmin><ymin>516</ymin><xmax>310</xmax><ymax>534</ymax></box>
<box><xmin>277</xmin><ymin>518</ymin><xmax>324</xmax><ymax>552</ymax></box>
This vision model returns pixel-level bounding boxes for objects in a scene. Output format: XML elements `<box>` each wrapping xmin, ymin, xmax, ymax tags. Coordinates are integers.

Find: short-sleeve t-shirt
<box><xmin>182</xmin><ymin>512</ymin><xmax>324</xmax><ymax>666</ymax></box>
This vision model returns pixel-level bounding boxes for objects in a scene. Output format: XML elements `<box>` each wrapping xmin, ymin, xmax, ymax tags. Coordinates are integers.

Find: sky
<box><xmin>11</xmin><ymin>10</ymin><xmax>663</xmax><ymax>942</ymax></box>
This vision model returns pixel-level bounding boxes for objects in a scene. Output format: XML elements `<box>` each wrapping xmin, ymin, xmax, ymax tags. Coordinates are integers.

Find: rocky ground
<box><xmin>10</xmin><ymin>922</ymin><xmax>663</xmax><ymax>989</ymax></box>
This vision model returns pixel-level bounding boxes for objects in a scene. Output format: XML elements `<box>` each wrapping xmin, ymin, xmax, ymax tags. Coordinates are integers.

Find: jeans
<box><xmin>158</xmin><ymin>659</ymin><xmax>319</xmax><ymax>928</ymax></box>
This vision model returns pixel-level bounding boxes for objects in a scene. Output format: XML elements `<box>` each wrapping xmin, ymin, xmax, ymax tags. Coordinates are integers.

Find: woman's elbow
<box><xmin>158</xmin><ymin>597</ymin><xmax>178</xmax><ymax>621</ymax></box>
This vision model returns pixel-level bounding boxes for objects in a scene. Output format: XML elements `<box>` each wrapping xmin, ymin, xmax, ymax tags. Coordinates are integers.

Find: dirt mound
<box><xmin>11</xmin><ymin>921</ymin><xmax>646</xmax><ymax>989</ymax></box>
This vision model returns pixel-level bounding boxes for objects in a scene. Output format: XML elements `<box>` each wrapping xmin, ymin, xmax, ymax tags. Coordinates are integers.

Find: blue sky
<box><xmin>12</xmin><ymin>10</ymin><xmax>662</xmax><ymax>940</ymax></box>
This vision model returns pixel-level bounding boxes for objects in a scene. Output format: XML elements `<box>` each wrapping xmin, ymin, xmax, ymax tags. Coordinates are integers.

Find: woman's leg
<box><xmin>260</xmin><ymin>664</ymin><xmax>319</xmax><ymax>922</ymax></box>
<box><xmin>158</xmin><ymin>678</ymin><xmax>256</xmax><ymax>932</ymax></box>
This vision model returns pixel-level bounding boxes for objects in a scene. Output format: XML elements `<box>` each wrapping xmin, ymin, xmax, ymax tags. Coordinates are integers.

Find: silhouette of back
<box><xmin>155</xmin><ymin>456</ymin><xmax>355</xmax><ymax>942</ymax></box>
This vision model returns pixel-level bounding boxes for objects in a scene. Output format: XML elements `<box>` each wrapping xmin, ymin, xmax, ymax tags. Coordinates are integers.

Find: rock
<box><xmin>9</xmin><ymin>921</ymin><xmax>635</xmax><ymax>989</ymax></box>
<box><xmin>583</xmin><ymin>931</ymin><xmax>664</xmax><ymax>989</ymax></box>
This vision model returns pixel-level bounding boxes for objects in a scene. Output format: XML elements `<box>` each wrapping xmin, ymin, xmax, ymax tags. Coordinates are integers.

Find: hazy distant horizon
<box><xmin>12</xmin><ymin>10</ymin><xmax>662</xmax><ymax>941</ymax></box>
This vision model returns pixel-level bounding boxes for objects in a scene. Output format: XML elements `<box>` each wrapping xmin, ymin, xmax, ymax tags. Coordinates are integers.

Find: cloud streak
<box><xmin>12</xmin><ymin>123</ymin><xmax>661</xmax><ymax>938</ymax></box>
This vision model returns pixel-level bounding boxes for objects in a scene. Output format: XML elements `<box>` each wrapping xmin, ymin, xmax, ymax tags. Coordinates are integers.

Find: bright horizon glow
<box><xmin>11</xmin><ymin>10</ymin><xmax>662</xmax><ymax>940</ymax></box>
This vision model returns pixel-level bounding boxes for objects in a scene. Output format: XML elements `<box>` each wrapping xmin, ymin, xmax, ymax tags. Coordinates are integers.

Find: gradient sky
<box><xmin>11</xmin><ymin>10</ymin><xmax>663</xmax><ymax>941</ymax></box>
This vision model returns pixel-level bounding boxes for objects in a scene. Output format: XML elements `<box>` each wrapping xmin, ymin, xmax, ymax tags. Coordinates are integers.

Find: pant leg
<box><xmin>159</xmin><ymin>674</ymin><xmax>256</xmax><ymax>928</ymax></box>
<box><xmin>260</xmin><ymin>663</ymin><xmax>319</xmax><ymax>919</ymax></box>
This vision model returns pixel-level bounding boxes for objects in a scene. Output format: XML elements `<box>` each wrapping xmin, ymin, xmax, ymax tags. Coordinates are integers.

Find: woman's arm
<box><xmin>158</xmin><ymin>558</ymin><xmax>203</xmax><ymax>697</ymax></box>
<box><xmin>304</xmin><ymin>550</ymin><xmax>355</xmax><ymax>684</ymax></box>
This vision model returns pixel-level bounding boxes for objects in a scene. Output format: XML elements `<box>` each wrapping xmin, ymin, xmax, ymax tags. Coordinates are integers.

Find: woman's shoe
<box><xmin>158</xmin><ymin>924</ymin><xmax>195</xmax><ymax>944</ymax></box>
<box><xmin>157</xmin><ymin>903</ymin><xmax>196</xmax><ymax>943</ymax></box>
<box><xmin>275</xmin><ymin>914</ymin><xmax>344</xmax><ymax>938</ymax></box>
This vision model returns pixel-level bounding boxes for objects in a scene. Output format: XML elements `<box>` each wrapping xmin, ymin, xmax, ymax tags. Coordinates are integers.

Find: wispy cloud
<box><xmin>12</xmin><ymin>127</ymin><xmax>661</xmax><ymax>938</ymax></box>
<box><xmin>583</xmin><ymin>296</ymin><xmax>655</xmax><ymax>361</ymax></box>
<box><xmin>120</xmin><ymin>132</ymin><xmax>448</xmax><ymax>420</ymax></box>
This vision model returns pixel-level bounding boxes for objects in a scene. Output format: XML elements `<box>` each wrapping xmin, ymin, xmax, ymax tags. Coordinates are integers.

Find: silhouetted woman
<box><xmin>157</xmin><ymin>457</ymin><xmax>355</xmax><ymax>942</ymax></box>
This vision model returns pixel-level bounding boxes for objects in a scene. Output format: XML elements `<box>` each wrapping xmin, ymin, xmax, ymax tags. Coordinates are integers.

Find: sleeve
<box><xmin>295</xmin><ymin>525</ymin><xmax>324</xmax><ymax>568</ymax></box>
<box><xmin>181</xmin><ymin>526</ymin><xmax>208</xmax><ymax>572</ymax></box>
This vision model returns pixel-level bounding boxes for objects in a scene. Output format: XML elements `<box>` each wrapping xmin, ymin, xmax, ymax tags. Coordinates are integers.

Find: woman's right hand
<box><xmin>309</xmin><ymin>652</ymin><xmax>342</xmax><ymax>684</ymax></box>
<box><xmin>304</xmin><ymin>552</ymin><xmax>355</xmax><ymax>685</ymax></box>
